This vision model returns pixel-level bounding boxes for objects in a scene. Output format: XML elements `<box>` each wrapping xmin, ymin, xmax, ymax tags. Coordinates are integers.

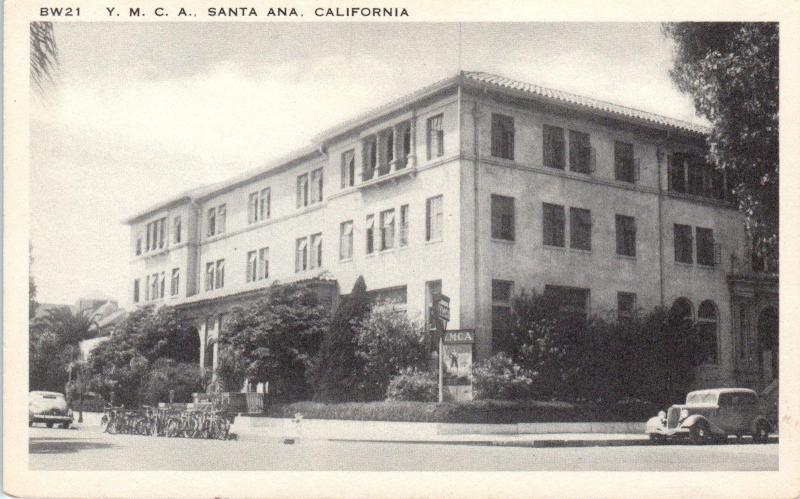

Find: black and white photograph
<box><xmin>6</xmin><ymin>2</ymin><xmax>798</xmax><ymax>497</ymax></box>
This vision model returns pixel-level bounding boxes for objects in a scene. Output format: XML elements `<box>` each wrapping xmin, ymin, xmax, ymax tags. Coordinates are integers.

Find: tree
<box><xmin>30</xmin><ymin>21</ymin><xmax>58</xmax><ymax>94</ymax></box>
<box><xmin>663</xmin><ymin>23</ymin><xmax>778</xmax><ymax>270</ymax></box>
<box><xmin>312</xmin><ymin>276</ymin><xmax>371</xmax><ymax>402</ymax></box>
<box><xmin>218</xmin><ymin>283</ymin><xmax>330</xmax><ymax>401</ymax></box>
<box><xmin>141</xmin><ymin>358</ymin><xmax>205</xmax><ymax>405</ymax></box>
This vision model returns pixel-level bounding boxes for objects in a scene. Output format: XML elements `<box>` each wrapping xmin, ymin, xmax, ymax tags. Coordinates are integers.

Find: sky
<box><xmin>30</xmin><ymin>22</ymin><xmax>705</xmax><ymax>306</ymax></box>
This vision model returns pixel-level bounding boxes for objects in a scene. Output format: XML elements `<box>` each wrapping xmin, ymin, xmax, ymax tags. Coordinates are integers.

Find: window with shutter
<box><xmin>570</xmin><ymin>207</ymin><xmax>592</xmax><ymax>250</ymax></box>
<box><xmin>568</xmin><ymin>130</ymin><xmax>591</xmax><ymax>174</ymax></box>
<box><xmin>614</xmin><ymin>141</ymin><xmax>635</xmax><ymax>183</ymax></box>
<box><xmin>543</xmin><ymin>203</ymin><xmax>565</xmax><ymax>247</ymax></box>
<box><xmin>543</xmin><ymin>125</ymin><xmax>565</xmax><ymax>169</ymax></box>
<box><xmin>674</xmin><ymin>224</ymin><xmax>694</xmax><ymax>264</ymax></box>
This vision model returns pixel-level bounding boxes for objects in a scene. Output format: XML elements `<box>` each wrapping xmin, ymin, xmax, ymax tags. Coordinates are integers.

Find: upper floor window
<box><xmin>615</xmin><ymin>215</ymin><xmax>637</xmax><ymax>257</ymax></box>
<box><xmin>295</xmin><ymin>237</ymin><xmax>308</xmax><ymax>272</ymax></box>
<box><xmin>569</xmin><ymin>130</ymin><xmax>592</xmax><ymax>174</ymax></box>
<box><xmin>668</xmin><ymin>153</ymin><xmax>688</xmax><ymax>193</ymax></box>
<box><xmin>427</xmin><ymin>114</ymin><xmax>444</xmax><ymax>160</ymax></box>
<box><xmin>246</xmin><ymin>250</ymin><xmax>257</xmax><ymax>282</ymax></box>
<box><xmin>310</xmin><ymin>168</ymin><xmax>323</xmax><ymax>204</ymax></box>
<box><xmin>366</xmin><ymin>214</ymin><xmax>375</xmax><ymax>254</ymax></box>
<box><xmin>173</xmin><ymin>216</ymin><xmax>182</xmax><ymax>244</ymax></box>
<box><xmin>542</xmin><ymin>203</ymin><xmax>565</xmax><ymax>247</ymax></box>
<box><xmin>247</xmin><ymin>248</ymin><xmax>270</xmax><ymax>282</ymax></box>
<box><xmin>543</xmin><ymin>124</ymin><xmax>565</xmax><ymax>170</ymax></box>
<box><xmin>674</xmin><ymin>224</ymin><xmax>693</xmax><ymax>264</ymax></box>
<box><xmin>296</xmin><ymin>173</ymin><xmax>309</xmax><ymax>208</ymax></box>
<box><xmin>380</xmin><ymin>209</ymin><xmax>395</xmax><ymax>250</ymax></box>
<box><xmin>426</xmin><ymin>195</ymin><xmax>443</xmax><ymax>242</ymax></box>
<box><xmin>145</xmin><ymin>218</ymin><xmax>166</xmax><ymax>252</ymax></box>
<box><xmin>696</xmin><ymin>227</ymin><xmax>716</xmax><ymax>266</ymax></box>
<box><xmin>340</xmin><ymin>221</ymin><xmax>353</xmax><ymax>260</ymax></box>
<box><xmin>491</xmin><ymin>114</ymin><xmax>514</xmax><ymax>160</ymax></box>
<box><xmin>569</xmin><ymin>207</ymin><xmax>592</xmax><ymax>251</ymax></box>
<box><xmin>133</xmin><ymin>279</ymin><xmax>140</xmax><ymax>303</ymax></box>
<box><xmin>136</xmin><ymin>234</ymin><xmax>142</xmax><ymax>256</ymax></box>
<box><xmin>341</xmin><ymin>149</ymin><xmax>355</xmax><ymax>188</ymax></box>
<box><xmin>248</xmin><ymin>188</ymin><xmax>271</xmax><ymax>224</ymax></box>
<box><xmin>207</xmin><ymin>205</ymin><xmax>226</xmax><ymax>237</ymax></box>
<box><xmin>363</xmin><ymin>136</ymin><xmax>377</xmax><ymax>181</ymax></box>
<box><xmin>170</xmin><ymin>268</ymin><xmax>180</xmax><ymax>296</ymax></box>
<box><xmin>258</xmin><ymin>247</ymin><xmax>269</xmax><ymax>280</ymax></box>
<box><xmin>491</xmin><ymin>194</ymin><xmax>515</xmax><ymax>241</ymax></box>
<box><xmin>379</xmin><ymin>129</ymin><xmax>394</xmax><ymax>175</ymax></box>
<box><xmin>669</xmin><ymin>152</ymin><xmax>727</xmax><ymax>201</ymax></box>
<box><xmin>310</xmin><ymin>233</ymin><xmax>323</xmax><ymax>269</ymax></box>
<box><xmin>399</xmin><ymin>204</ymin><xmax>409</xmax><ymax>247</ymax></box>
<box><xmin>205</xmin><ymin>260</ymin><xmax>224</xmax><ymax>291</ymax></box>
<box><xmin>614</xmin><ymin>141</ymin><xmax>635</xmax><ymax>183</ymax></box>
<box><xmin>215</xmin><ymin>260</ymin><xmax>224</xmax><ymax>289</ymax></box>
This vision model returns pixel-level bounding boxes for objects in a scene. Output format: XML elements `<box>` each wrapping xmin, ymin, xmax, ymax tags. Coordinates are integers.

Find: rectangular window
<box><xmin>570</xmin><ymin>207</ymin><xmax>592</xmax><ymax>251</ymax></box>
<box><xmin>136</xmin><ymin>235</ymin><xmax>142</xmax><ymax>256</ymax></box>
<box><xmin>341</xmin><ymin>149</ymin><xmax>355</xmax><ymax>188</ymax></box>
<box><xmin>217</xmin><ymin>205</ymin><xmax>226</xmax><ymax>234</ymax></box>
<box><xmin>543</xmin><ymin>124</ymin><xmax>565</xmax><ymax>169</ymax></box>
<box><xmin>569</xmin><ymin>130</ymin><xmax>592</xmax><ymax>174</ymax></box>
<box><xmin>380</xmin><ymin>129</ymin><xmax>393</xmax><ymax>175</ymax></box>
<box><xmin>363</xmin><ymin>136</ymin><xmax>377</xmax><ymax>181</ymax></box>
<box><xmin>696</xmin><ymin>227</ymin><xmax>715</xmax><ymax>266</ymax></box>
<box><xmin>427</xmin><ymin>114</ymin><xmax>444</xmax><ymax>160</ymax></box>
<box><xmin>258</xmin><ymin>247</ymin><xmax>269</xmax><ymax>280</ymax></box>
<box><xmin>544</xmin><ymin>285</ymin><xmax>590</xmax><ymax>321</ymax></box>
<box><xmin>368</xmin><ymin>286</ymin><xmax>408</xmax><ymax>308</ymax></box>
<box><xmin>669</xmin><ymin>154</ymin><xmax>687</xmax><ymax>193</ymax></box>
<box><xmin>133</xmin><ymin>279</ymin><xmax>140</xmax><ymax>303</ymax></box>
<box><xmin>259</xmin><ymin>187</ymin><xmax>271</xmax><ymax>221</ymax></box>
<box><xmin>399</xmin><ymin>204</ymin><xmax>409</xmax><ymax>247</ymax></box>
<box><xmin>248</xmin><ymin>192</ymin><xmax>259</xmax><ymax>224</ymax></box>
<box><xmin>246</xmin><ymin>250</ymin><xmax>257</xmax><ymax>282</ymax></box>
<box><xmin>204</xmin><ymin>263</ymin><xmax>214</xmax><ymax>291</ymax></box>
<box><xmin>491</xmin><ymin>114</ymin><xmax>514</xmax><ymax>160</ymax></box>
<box><xmin>215</xmin><ymin>260</ymin><xmax>225</xmax><ymax>289</ymax></box>
<box><xmin>491</xmin><ymin>195</ymin><xmax>515</xmax><ymax>241</ymax></box>
<box><xmin>310</xmin><ymin>168</ymin><xmax>323</xmax><ymax>203</ymax></box>
<box><xmin>542</xmin><ymin>203</ymin><xmax>565</xmax><ymax>247</ymax></box>
<box><xmin>145</xmin><ymin>276</ymin><xmax>150</xmax><ymax>301</ymax></box>
<box><xmin>615</xmin><ymin>215</ymin><xmax>637</xmax><ymax>257</ymax></box>
<box><xmin>295</xmin><ymin>237</ymin><xmax>308</xmax><ymax>272</ymax></box>
<box><xmin>170</xmin><ymin>268</ymin><xmax>179</xmax><ymax>296</ymax></box>
<box><xmin>426</xmin><ymin>195</ymin><xmax>444</xmax><ymax>242</ymax></box>
<box><xmin>340</xmin><ymin>221</ymin><xmax>353</xmax><ymax>260</ymax></box>
<box><xmin>173</xmin><ymin>216</ymin><xmax>181</xmax><ymax>244</ymax></box>
<box><xmin>380</xmin><ymin>209</ymin><xmax>395</xmax><ymax>250</ymax></box>
<box><xmin>617</xmin><ymin>292</ymin><xmax>636</xmax><ymax>322</ymax></box>
<box><xmin>310</xmin><ymin>233</ymin><xmax>322</xmax><ymax>269</ymax></box>
<box><xmin>249</xmin><ymin>189</ymin><xmax>271</xmax><ymax>223</ymax></box>
<box><xmin>296</xmin><ymin>173</ymin><xmax>309</xmax><ymax>209</ymax></box>
<box><xmin>151</xmin><ymin>273</ymin><xmax>159</xmax><ymax>300</ymax></box>
<box><xmin>674</xmin><ymin>224</ymin><xmax>694</xmax><ymax>264</ymax></box>
<box><xmin>158</xmin><ymin>219</ymin><xmax>165</xmax><ymax>249</ymax></box>
<box><xmin>688</xmin><ymin>158</ymin><xmax>705</xmax><ymax>196</ymax></box>
<box><xmin>159</xmin><ymin>271</ymin><xmax>165</xmax><ymax>299</ymax></box>
<box><xmin>614</xmin><ymin>141</ymin><xmax>635</xmax><ymax>183</ymax></box>
<box><xmin>366</xmin><ymin>214</ymin><xmax>375</xmax><ymax>254</ymax></box>
<box><xmin>709</xmin><ymin>168</ymin><xmax>725</xmax><ymax>200</ymax></box>
<box><xmin>492</xmin><ymin>280</ymin><xmax>514</xmax><ymax>353</ymax></box>
<box><xmin>145</xmin><ymin>226</ymin><xmax>151</xmax><ymax>252</ymax></box>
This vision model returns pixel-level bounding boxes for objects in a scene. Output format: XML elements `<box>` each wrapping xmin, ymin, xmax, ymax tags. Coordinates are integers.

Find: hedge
<box><xmin>263</xmin><ymin>399</ymin><xmax>660</xmax><ymax>424</ymax></box>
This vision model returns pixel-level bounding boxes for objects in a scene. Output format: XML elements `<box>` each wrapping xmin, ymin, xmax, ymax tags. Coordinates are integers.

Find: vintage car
<box><xmin>29</xmin><ymin>391</ymin><xmax>73</xmax><ymax>428</ymax></box>
<box><xmin>646</xmin><ymin>388</ymin><xmax>772</xmax><ymax>444</ymax></box>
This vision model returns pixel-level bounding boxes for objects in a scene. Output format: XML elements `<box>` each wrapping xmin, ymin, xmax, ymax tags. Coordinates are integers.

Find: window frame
<box><xmin>426</xmin><ymin>114</ymin><xmax>444</xmax><ymax>160</ymax></box>
<box><xmin>674</xmin><ymin>224</ymin><xmax>694</xmax><ymax>264</ymax></box>
<box><xmin>569</xmin><ymin>207</ymin><xmax>592</xmax><ymax>251</ymax></box>
<box><xmin>568</xmin><ymin>129</ymin><xmax>592</xmax><ymax>174</ymax></box>
<box><xmin>615</xmin><ymin>214</ymin><xmax>637</xmax><ymax>257</ymax></box>
<box><xmin>296</xmin><ymin>173</ymin><xmax>309</xmax><ymax>209</ymax></box>
<box><xmin>340</xmin><ymin>220</ymin><xmax>353</xmax><ymax>260</ymax></box>
<box><xmin>379</xmin><ymin>208</ymin><xmax>396</xmax><ymax>251</ymax></box>
<box><xmin>341</xmin><ymin>149</ymin><xmax>355</xmax><ymax>188</ymax></box>
<box><xmin>310</xmin><ymin>233</ymin><xmax>323</xmax><ymax>269</ymax></box>
<box><xmin>614</xmin><ymin>141</ymin><xmax>635</xmax><ymax>183</ymax></box>
<box><xmin>491</xmin><ymin>194</ymin><xmax>515</xmax><ymax>241</ymax></box>
<box><xmin>491</xmin><ymin>113</ymin><xmax>515</xmax><ymax>160</ymax></box>
<box><xmin>399</xmin><ymin>204</ymin><xmax>409</xmax><ymax>247</ymax></box>
<box><xmin>617</xmin><ymin>292</ymin><xmax>636</xmax><ymax>322</ymax></box>
<box><xmin>543</xmin><ymin>124</ymin><xmax>566</xmax><ymax>170</ymax></box>
<box><xmin>425</xmin><ymin>195</ymin><xmax>444</xmax><ymax>242</ymax></box>
<box><xmin>170</xmin><ymin>268</ymin><xmax>180</xmax><ymax>296</ymax></box>
<box><xmin>542</xmin><ymin>202</ymin><xmax>566</xmax><ymax>248</ymax></box>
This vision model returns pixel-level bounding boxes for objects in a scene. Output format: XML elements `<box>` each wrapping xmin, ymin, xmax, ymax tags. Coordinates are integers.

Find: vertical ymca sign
<box><xmin>432</xmin><ymin>294</ymin><xmax>474</xmax><ymax>402</ymax></box>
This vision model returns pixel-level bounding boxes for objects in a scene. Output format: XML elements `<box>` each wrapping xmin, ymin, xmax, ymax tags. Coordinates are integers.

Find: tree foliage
<box><xmin>218</xmin><ymin>283</ymin><xmax>330</xmax><ymax>401</ymax></box>
<box><xmin>141</xmin><ymin>358</ymin><xmax>206</xmax><ymax>405</ymax></box>
<box><xmin>29</xmin><ymin>307</ymin><xmax>97</xmax><ymax>393</ymax></box>
<box><xmin>663</xmin><ymin>23</ymin><xmax>778</xmax><ymax>269</ymax></box>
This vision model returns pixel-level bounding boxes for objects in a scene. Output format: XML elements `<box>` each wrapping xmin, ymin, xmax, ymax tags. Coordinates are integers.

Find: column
<box><xmin>211</xmin><ymin>315</ymin><xmax>221</xmax><ymax>380</ymax></box>
<box><xmin>389</xmin><ymin>125</ymin><xmax>399</xmax><ymax>172</ymax></box>
<box><xmin>198</xmin><ymin>319</ymin><xmax>207</xmax><ymax>373</ymax></box>
<box><xmin>408</xmin><ymin>111</ymin><xmax>417</xmax><ymax>168</ymax></box>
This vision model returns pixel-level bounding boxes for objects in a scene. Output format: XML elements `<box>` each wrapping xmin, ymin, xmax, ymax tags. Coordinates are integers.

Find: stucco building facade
<box><xmin>124</xmin><ymin>71</ymin><xmax>778</xmax><ymax>391</ymax></box>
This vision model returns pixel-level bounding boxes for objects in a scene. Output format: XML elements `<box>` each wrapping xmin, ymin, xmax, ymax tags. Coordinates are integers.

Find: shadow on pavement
<box><xmin>29</xmin><ymin>438</ymin><xmax>116</xmax><ymax>454</ymax></box>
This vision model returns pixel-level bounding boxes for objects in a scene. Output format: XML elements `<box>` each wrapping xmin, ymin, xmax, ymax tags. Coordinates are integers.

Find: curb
<box><xmin>327</xmin><ymin>438</ymin><xmax>652</xmax><ymax>448</ymax></box>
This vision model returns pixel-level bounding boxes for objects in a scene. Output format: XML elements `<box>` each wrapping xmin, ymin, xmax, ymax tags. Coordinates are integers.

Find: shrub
<box><xmin>386</xmin><ymin>368</ymin><xmax>438</xmax><ymax>402</ymax></box>
<box><xmin>472</xmin><ymin>353</ymin><xmax>536</xmax><ymax>401</ymax></box>
<box><xmin>141</xmin><ymin>358</ymin><xmax>206</xmax><ymax>405</ymax></box>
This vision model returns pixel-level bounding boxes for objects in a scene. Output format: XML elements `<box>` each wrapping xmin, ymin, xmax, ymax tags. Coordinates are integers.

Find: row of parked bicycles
<box><xmin>100</xmin><ymin>405</ymin><xmax>233</xmax><ymax>440</ymax></box>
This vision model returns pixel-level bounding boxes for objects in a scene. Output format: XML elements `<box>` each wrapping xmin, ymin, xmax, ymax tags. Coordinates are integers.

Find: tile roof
<box><xmin>461</xmin><ymin>71</ymin><xmax>710</xmax><ymax>135</ymax></box>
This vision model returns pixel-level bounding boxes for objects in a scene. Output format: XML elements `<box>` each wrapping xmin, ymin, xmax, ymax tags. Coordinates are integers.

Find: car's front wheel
<box><xmin>649</xmin><ymin>434</ymin><xmax>666</xmax><ymax>444</ymax></box>
<box><xmin>752</xmin><ymin>420</ymin><xmax>770</xmax><ymax>444</ymax></box>
<box><xmin>689</xmin><ymin>421</ymin><xmax>709</xmax><ymax>445</ymax></box>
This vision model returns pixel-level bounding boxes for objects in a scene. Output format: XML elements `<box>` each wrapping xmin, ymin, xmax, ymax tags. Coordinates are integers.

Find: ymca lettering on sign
<box><xmin>443</xmin><ymin>330</ymin><xmax>475</xmax><ymax>344</ymax></box>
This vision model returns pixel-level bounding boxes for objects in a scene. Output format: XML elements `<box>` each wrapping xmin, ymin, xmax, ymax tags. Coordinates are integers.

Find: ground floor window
<box><xmin>491</xmin><ymin>279</ymin><xmax>514</xmax><ymax>353</ymax></box>
<box><xmin>544</xmin><ymin>284</ymin><xmax>589</xmax><ymax>322</ymax></box>
<box><xmin>697</xmin><ymin>300</ymin><xmax>718</xmax><ymax>364</ymax></box>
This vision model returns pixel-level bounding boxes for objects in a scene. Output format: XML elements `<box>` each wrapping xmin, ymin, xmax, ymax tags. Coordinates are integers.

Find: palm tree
<box><xmin>30</xmin><ymin>21</ymin><xmax>58</xmax><ymax>94</ymax></box>
<box><xmin>39</xmin><ymin>306</ymin><xmax>97</xmax><ymax>346</ymax></box>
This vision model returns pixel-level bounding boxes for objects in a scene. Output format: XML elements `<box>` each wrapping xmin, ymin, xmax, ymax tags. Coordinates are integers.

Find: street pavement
<box><xmin>29</xmin><ymin>425</ymin><xmax>778</xmax><ymax>471</ymax></box>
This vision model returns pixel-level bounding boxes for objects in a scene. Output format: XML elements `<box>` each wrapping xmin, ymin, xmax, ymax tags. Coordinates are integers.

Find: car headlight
<box><xmin>679</xmin><ymin>409</ymin><xmax>689</xmax><ymax>420</ymax></box>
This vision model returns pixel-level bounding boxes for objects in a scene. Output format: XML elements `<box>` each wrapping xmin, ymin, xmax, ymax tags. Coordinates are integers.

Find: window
<box><xmin>697</xmin><ymin>300</ymin><xmax>719</xmax><ymax>364</ymax></box>
<box><xmin>258</xmin><ymin>247</ymin><xmax>269</xmax><ymax>280</ymax></box>
<box><xmin>366</xmin><ymin>214</ymin><xmax>375</xmax><ymax>254</ymax></box>
<box><xmin>569</xmin><ymin>207</ymin><xmax>592</xmax><ymax>251</ymax></box>
<box><xmin>248</xmin><ymin>193</ymin><xmax>258</xmax><ymax>224</ymax></box>
<box><xmin>136</xmin><ymin>235</ymin><xmax>142</xmax><ymax>256</ymax></box>
<box><xmin>674</xmin><ymin>224</ymin><xmax>694</xmax><ymax>264</ymax></box>
<box><xmin>207</xmin><ymin>208</ymin><xmax>216</xmax><ymax>237</ymax></box>
<box><xmin>246</xmin><ymin>250</ymin><xmax>257</xmax><ymax>282</ymax></box>
<box><xmin>145</xmin><ymin>276</ymin><xmax>150</xmax><ymax>301</ymax></box>
<box><xmin>688</xmin><ymin>158</ymin><xmax>705</xmax><ymax>196</ymax></box>
<box><xmin>173</xmin><ymin>216</ymin><xmax>181</xmax><ymax>244</ymax></box>
<box><xmin>425</xmin><ymin>280</ymin><xmax>442</xmax><ymax>331</ymax></box>
<box><xmin>542</xmin><ymin>203</ymin><xmax>565</xmax><ymax>247</ymax></box>
<box><xmin>310</xmin><ymin>168</ymin><xmax>323</xmax><ymax>203</ymax></box>
<box><xmin>614</xmin><ymin>141</ymin><xmax>635</xmax><ymax>183</ymax></box>
<box><xmin>399</xmin><ymin>204</ymin><xmax>409</xmax><ymax>247</ymax></box>
<box><xmin>295</xmin><ymin>237</ymin><xmax>308</xmax><ymax>272</ymax></box>
<box><xmin>401</xmin><ymin>125</ymin><xmax>411</xmax><ymax>166</ymax></box>
<box><xmin>569</xmin><ymin>130</ymin><xmax>592</xmax><ymax>174</ymax></box>
<box><xmin>249</xmin><ymin>188</ymin><xmax>270</xmax><ymax>223</ymax></box>
<box><xmin>669</xmin><ymin>154</ymin><xmax>687</xmax><ymax>193</ymax></box>
<box><xmin>340</xmin><ymin>221</ymin><xmax>353</xmax><ymax>260</ymax></box>
<box><xmin>341</xmin><ymin>149</ymin><xmax>355</xmax><ymax>188</ymax></box>
<box><xmin>696</xmin><ymin>227</ymin><xmax>716</xmax><ymax>266</ymax></box>
<box><xmin>159</xmin><ymin>272</ymin><xmax>165</xmax><ymax>299</ymax></box>
<box><xmin>259</xmin><ymin>188</ymin><xmax>271</xmax><ymax>221</ymax></box>
<box><xmin>310</xmin><ymin>233</ymin><xmax>322</xmax><ymax>269</ymax></box>
<box><xmin>671</xmin><ymin>297</ymin><xmax>694</xmax><ymax>326</ymax></box>
<box><xmin>215</xmin><ymin>260</ymin><xmax>224</xmax><ymax>289</ymax></box>
<box><xmin>426</xmin><ymin>195</ymin><xmax>443</xmax><ymax>242</ymax></box>
<box><xmin>170</xmin><ymin>268</ymin><xmax>180</xmax><ymax>296</ymax></box>
<box><xmin>159</xmin><ymin>221</ymin><xmax>165</xmax><ymax>249</ymax></box>
<box><xmin>491</xmin><ymin>195</ymin><xmax>515</xmax><ymax>241</ymax></box>
<box><xmin>382</xmin><ymin>129</ymin><xmax>394</xmax><ymax>174</ymax></box>
<box><xmin>151</xmin><ymin>273</ymin><xmax>160</xmax><ymax>300</ymax></box>
<box><xmin>145</xmin><ymin>218</ymin><xmax>166</xmax><ymax>251</ymax></box>
<box><xmin>368</xmin><ymin>286</ymin><xmax>408</xmax><ymax>308</ymax></box>
<box><xmin>491</xmin><ymin>114</ymin><xmax>514</xmax><ymax>160</ymax></box>
<box><xmin>133</xmin><ymin>279</ymin><xmax>140</xmax><ymax>303</ymax></box>
<box><xmin>543</xmin><ymin>124</ymin><xmax>565</xmax><ymax>169</ymax></box>
<box><xmin>615</xmin><ymin>215</ymin><xmax>636</xmax><ymax>257</ymax></box>
<box><xmin>544</xmin><ymin>285</ymin><xmax>590</xmax><ymax>322</ymax></box>
<box><xmin>492</xmin><ymin>280</ymin><xmax>514</xmax><ymax>353</ymax></box>
<box><xmin>296</xmin><ymin>173</ymin><xmax>309</xmax><ymax>208</ymax></box>
<box><xmin>205</xmin><ymin>262</ymin><xmax>215</xmax><ymax>291</ymax></box>
<box><xmin>427</xmin><ymin>114</ymin><xmax>444</xmax><ymax>160</ymax></box>
<box><xmin>363</xmin><ymin>136</ymin><xmax>377</xmax><ymax>181</ymax></box>
<box><xmin>380</xmin><ymin>209</ymin><xmax>395</xmax><ymax>250</ymax></box>
<box><xmin>617</xmin><ymin>292</ymin><xmax>636</xmax><ymax>322</ymax></box>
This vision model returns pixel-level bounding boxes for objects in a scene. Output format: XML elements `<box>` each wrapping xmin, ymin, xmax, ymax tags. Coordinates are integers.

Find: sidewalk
<box><xmin>326</xmin><ymin>433</ymin><xmax>652</xmax><ymax>448</ymax></box>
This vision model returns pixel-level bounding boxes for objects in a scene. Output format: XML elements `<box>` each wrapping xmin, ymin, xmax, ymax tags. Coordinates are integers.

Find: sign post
<box><xmin>433</xmin><ymin>293</ymin><xmax>450</xmax><ymax>403</ymax></box>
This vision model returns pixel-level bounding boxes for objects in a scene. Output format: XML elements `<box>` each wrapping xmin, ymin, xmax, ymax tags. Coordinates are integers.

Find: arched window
<box><xmin>697</xmin><ymin>300</ymin><xmax>719</xmax><ymax>364</ymax></box>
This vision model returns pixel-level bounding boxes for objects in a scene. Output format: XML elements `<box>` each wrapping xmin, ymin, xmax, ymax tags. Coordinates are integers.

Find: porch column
<box><xmin>389</xmin><ymin>125</ymin><xmax>399</xmax><ymax>172</ymax></box>
<box><xmin>198</xmin><ymin>319</ymin><xmax>207</xmax><ymax>374</ymax></box>
<box><xmin>211</xmin><ymin>315</ymin><xmax>221</xmax><ymax>380</ymax></box>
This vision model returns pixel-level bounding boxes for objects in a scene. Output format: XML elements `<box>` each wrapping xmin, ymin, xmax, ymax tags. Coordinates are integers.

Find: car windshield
<box><xmin>686</xmin><ymin>392</ymin><xmax>717</xmax><ymax>404</ymax></box>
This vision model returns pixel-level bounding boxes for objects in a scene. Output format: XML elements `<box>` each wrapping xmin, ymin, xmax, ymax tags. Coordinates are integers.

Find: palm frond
<box><xmin>30</xmin><ymin>21</ymin><xmax>58</xmax><ymax>93</ymax></box>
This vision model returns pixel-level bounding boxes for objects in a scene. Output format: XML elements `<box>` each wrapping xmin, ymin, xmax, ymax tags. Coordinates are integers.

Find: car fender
<box><xmin>680</xmin><ymin>414</ymin><xmax>724</xmax><ymax>434</ymax></box>
<box><xmin>645</xmin><ymin>416</ymin><xmax>665</xmax><ymax>434</ymax></box>
<box><xmin>749</xmin><ymin>416</ymin><xmax>771</xmax><ymax>434</ymax></box>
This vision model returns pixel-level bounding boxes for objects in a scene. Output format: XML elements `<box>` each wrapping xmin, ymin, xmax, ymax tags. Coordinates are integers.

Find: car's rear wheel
<box><xmin>46</xmin><ymin>422</ymin><xmax>53</xmax><ymax>428</ymax></box>
<box><xmin>752</xmin><ymin>420</ymin><xmax>770</xmax><ymax>444</ymax></box>
<box><xmin>689</xmin><ymin>421</ymin><xmax>709</xmax><ymax>445</ymax></box>
<box><xmin>61</xmin><ymin>422</ymin><xmax>70</xmax><ymax>429</ymax></box>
